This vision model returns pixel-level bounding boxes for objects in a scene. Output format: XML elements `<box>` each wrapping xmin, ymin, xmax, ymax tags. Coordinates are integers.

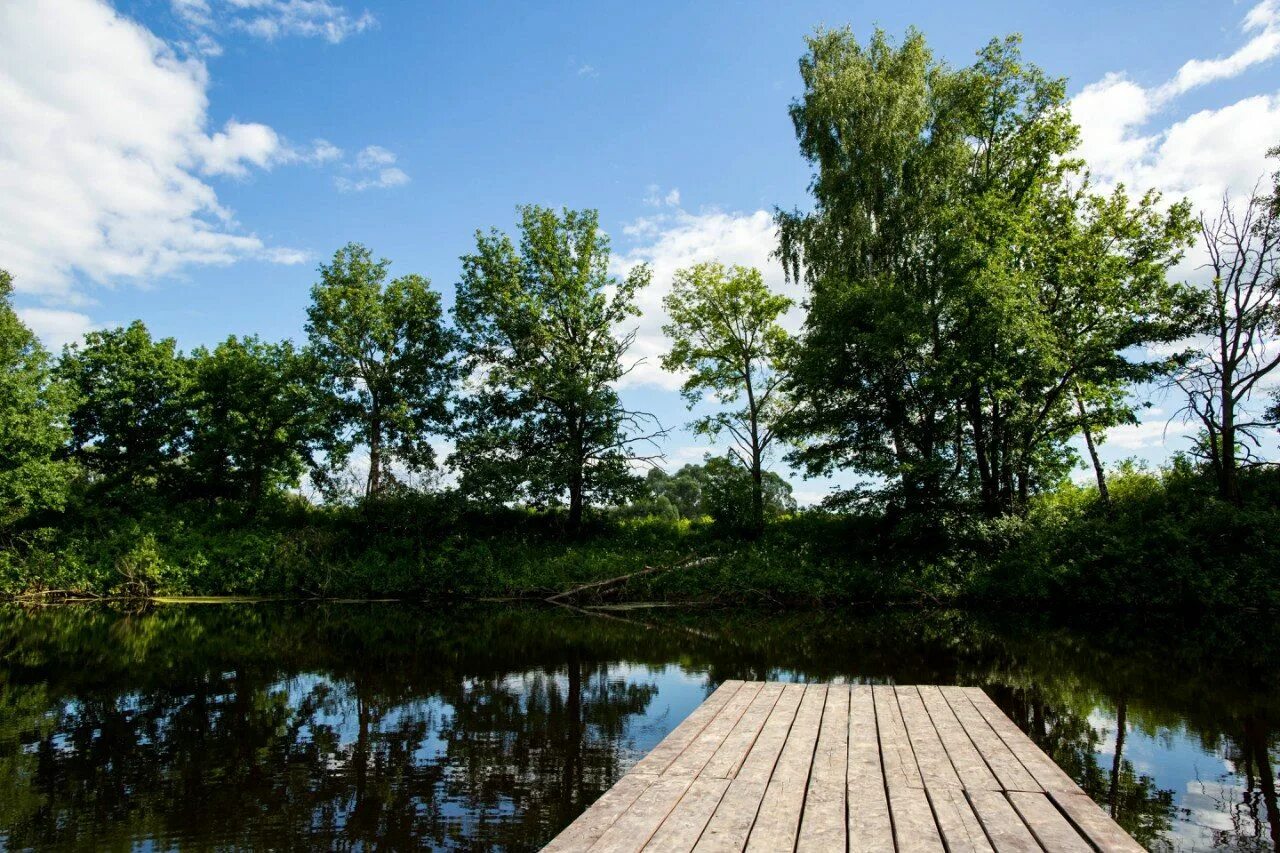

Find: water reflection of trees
<box><xmin>0</xmin><ymin>606</ymin><xmax>665</xmax><ymax>849</ymax></box>
<box><xmin>0</xmin><ymin>603</ymin><xmax>1277</xmax><ymax>850</ymax></box>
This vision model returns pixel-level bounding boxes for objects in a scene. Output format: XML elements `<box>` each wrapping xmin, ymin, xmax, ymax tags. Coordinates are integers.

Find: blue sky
<box><xmin>3</xmin><ymin>0</ymin><xmax>1280</xmax><ymax>502</ymax></box>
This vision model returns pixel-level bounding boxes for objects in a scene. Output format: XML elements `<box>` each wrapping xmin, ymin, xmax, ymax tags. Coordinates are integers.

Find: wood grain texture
<box><xmin>744</xmin><ymin>683</ymin><xmax>828</xmax><ymax>852</ymax></box>
<box><xmin>640</xmin><ymin>777</ymin><xmax>730</xmax><ymax>853</ymax></box>
<box><xmin>962</xmin><ymin>687</ymin><xmax>1078</xmax><ymax>793</ymax></box>
<box><xmin>590</xmin><ymin>777</ymin><xmax>694</xmax><ymax>853</ymax></box>
<box><xmin>940</xmin><ymin>686</ymin><xmax>1042</xmax><ymax>793</ymax></box>
<box><xmin>798</xmin><ymin>683</ymin><xmax>849</xmax><ymax>851</ymax></box>
<box><xmin>967</xmin><ymin>789</ymin><xmax>1041</xmax><ymax>853</ymax></box>
<box><xmin>701</xmin><ymin>682</ymin><xmax>785</xmax><ymax>780</ymax></box>
<box><xmin>1050</xmin><ymin>791</ymin><xmax>1147</xmax><ymax>852</ymax></box>
<box><xmin>917</xmin><ymin>685</ymin><xmax>1001</xmax><ymax>792</ymax></box>
<box><xmin>544</xmin><ymin>682</ymin><xmax>1146</xmax><ymax>852</ymax></box>
<box><xmin>1008</xmin><ymin>791</ymin><xmax>1092</xmax><ymax>853</ymax></box>
<box><xmin>664</xmin><ymin>682</ymin><xmax>763</xmax><ymax>779</ymax></box>
<box><xmin>848</xmin><ymin>684</ymin><xmax>895</xmax><ymax>853</ymax></box>
<box><xmin>544</xmin><ymin>773</ymin><xmax>653</xmax><ymax>852</ymax></box>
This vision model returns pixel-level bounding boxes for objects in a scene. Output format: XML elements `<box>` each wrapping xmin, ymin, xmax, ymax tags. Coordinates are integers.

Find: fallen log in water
<box><xmin>545</xmin><ymin>554</ymin><xmax>723</xmax><ymax>604</ymax></box>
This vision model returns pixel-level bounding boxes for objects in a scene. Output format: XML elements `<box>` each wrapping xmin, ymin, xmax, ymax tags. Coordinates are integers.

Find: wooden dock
<box><xmin>544</xmin><ymin>682</ymin><xmax>1143</xmax><ymax>852</ymax></box>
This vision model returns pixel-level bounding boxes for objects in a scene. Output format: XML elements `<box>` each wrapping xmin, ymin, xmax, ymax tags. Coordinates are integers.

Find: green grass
<box><xmin>3</xmin><ymin>463</ymin><xmax>1279</xmax><ymax>611</ymax></box>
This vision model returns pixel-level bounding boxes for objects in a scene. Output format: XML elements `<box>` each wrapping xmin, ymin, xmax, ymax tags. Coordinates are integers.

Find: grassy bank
<box><xmin>3</xmin><ymin>463</ymin><xmax>1278</xmax><ymax>610</ymax></box>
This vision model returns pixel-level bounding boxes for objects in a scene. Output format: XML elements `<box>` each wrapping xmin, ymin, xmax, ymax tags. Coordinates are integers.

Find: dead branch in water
<box><xmin>545</xmin><ymin>554</ymin><xmax>724</xmax><ymax>604</ymax></box>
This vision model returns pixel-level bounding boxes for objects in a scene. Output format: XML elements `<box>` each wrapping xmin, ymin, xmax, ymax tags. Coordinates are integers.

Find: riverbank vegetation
<box><xmin>2</xmin><ymin>28</ymin><xmax>1279</xmax><ymax>610</ymax></box>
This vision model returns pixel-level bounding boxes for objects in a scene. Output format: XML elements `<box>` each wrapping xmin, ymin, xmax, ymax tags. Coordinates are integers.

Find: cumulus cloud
<box><xmin>1103</xmin><ymin>419</ymin><xmax>1173</xmax><ymax>451</ymax></box>
<box><xmin>611</xmin><ymin>204</ymin><xmax>800</xmax><ymax>390</ymax></box>
<box><xmin>336</xmin><ymin>145</ymin><xmax>411</xmax><ymax>192</ymax></box>
<box><xmin>1072</xmin><ymin>0</ymin><xmax>1280</xmax><ymax>217</ymax></box>
<box><xmin>173</xmin><ymin>0</ymin><xmax>376</xmax><ymax>49</ymax></box>
<box><xmin>0</xmin><ymin>0</ymin><xmax>314</xmax><ymax>306</ymax></box>
<box><xmin>16</xmin><ymin>308</ymin><xmax>98</xmax><ymax>351</ymax></box>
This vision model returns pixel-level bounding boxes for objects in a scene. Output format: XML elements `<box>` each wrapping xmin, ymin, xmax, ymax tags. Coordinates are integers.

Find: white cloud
<box><xmin>1072</xmin><ymin>0</ymin><xmax>1280</xmax><ymax>217</ymax></box>
<box><xmin>643</xmin><ymin>185</ymin><xmax>682</xmax><ymax>207</ymax></box>
<box><xmin>577</xmin><ymin>64</ymin><xmax>598</xmax><ymax>78</ymax></box>
<box><xmin>336</xmin><ymin>145</ymin><xmax>410</xmax><ymax>192</ymax></box>
<box><xmin>1160</xmin><ymin>0</ymin><xmax>1280</xmax><ymax>97</ymax></box>
<box><xmin>354</xmin><ymin>144</ymin><xmax>396</xmax><ymax>169</ymax></box>
<box><xmin>1103</xmin><ymin>419</ymin><xmax>1173</xmax><ymax>451</ymax></box>
<box><xmin>16</xmin><ymin>308</ymin><xmax>97</xmax><ymax>350</ymax></box>
<box><xmin>612</xmin><ymin>205</ymin><xmax>800</xmax><ymax>390</ymax></box>
<box><xmin>0</xmin><ymin>0</ymin><xmax>310</xmax><ymax>305</ymax></box>
<box><xmin>173</xmin><ymin>0</ymin><xmax>376</xmax><ymax>49</ymax></box>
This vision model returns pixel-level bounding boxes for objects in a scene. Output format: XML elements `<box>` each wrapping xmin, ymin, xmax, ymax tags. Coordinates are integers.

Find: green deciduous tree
<box><xmin>699</xmin><ymin>456</ymin><xmax>796</xmax><ymax>532</ymax></box>
<box><xmin>778</xmin><ymin>27</ymin><xmax>971</xmax><ymax>516</ymax></box>
<box><xmin>187</xmin><ymin>336</ymin><xmax>322</xmax><ymax>509</ymax></box>
<box><xmin>661</xmin><ymin>262</ymin><xmax>792</xmax><ymax>534</ymax></box>
<box><xmin>779</xmin><ymin>27</ymin><xmax>1196</xmax><ymax>519</ymax></box>
<box><xmin>305</xmin><ymin>244</ymin><xmax>457</xmax><ymax>498</ymax></box>
<box><xmin>58</xmin><ymin>320</ymin><xmax>189</xmax><ymax>488</ymax></box>
<box><xmin>0</xmin><ymin>269</ymin><xmax>75</xmax><ymax>528</ymax></box>
<box><xmin>624</xmin><ymin>460</ymin><xmax>796</xmax><ymax>528</ymax></box>
<box><xmin>452</xmin><ymin>205</ymin><xmax>663</xmax><ymax>532</ymax></box>
<box><xmin>1034</xmin><ymin>186</ymin><xmax>1197</xmax><ymax>509</ymax></box>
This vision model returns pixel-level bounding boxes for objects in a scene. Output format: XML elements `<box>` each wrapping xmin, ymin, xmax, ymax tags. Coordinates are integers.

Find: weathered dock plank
<box><xmin>631</xmin><ymin>681</ymin><xmax>744</xmax><ymax>777</ymax></box>
<box><xmin>641</xmin><ymin>777</ymin><xmax>730</xmax><ymax>853</ymax></box>
<box><xmin>591</xmin><ymin>777</ymin><xmax>693</xmax><ymax>853</ymax></box>
<box><xmin>797</xmin><ymin>683</ymin><xmax>848</xmax><ymax>851</ymax></box>
<box><xmin>744</xmin><ymin>683</ymin><xmax>827</xmax><ymax>852</ymax></box>
<box><xmin>664</xmin><ymin>681</ymin><xmax>763</xmax><ymax>779</ymax></box>
<box><xmin>941</xmin><ymin>686</ymin><xmax>1042</xmax><ymax>793</ymax></box>
<box><xmin>847</xmin><ymin>684</ymin><xmax>895</xmax><ymax>853</ymax></box>
<box><xmin>544</xmin><ymin>682</ymin><xmax>1146</xmax><ymax>852</ymax></box>
<box><xmin>1050</xmin><ymin>791</ymin><xmax>1146</xmax><ymax>852</ymax></box>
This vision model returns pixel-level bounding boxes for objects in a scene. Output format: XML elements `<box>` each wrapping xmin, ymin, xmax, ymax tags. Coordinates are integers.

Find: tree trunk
<box><xmin>567</xmin><ymin>466</ymin><xmax>584</xmax><ymax>535</ymax></box>
<box><xmin>968</xmin><ymin>389</ymin><xmax>998</xmax><ymax>517</ymax></box>
<box><xmin>750</xmin><ymin>461</ymin><xmax>764</xmax><ymax>538</ymax></box>
<box><xmin>1075</xmin><ymin>390</ymin><xmax>1110</xmax><ymax>508</ymax></box>
<box><xmin>367</xmin><ymin>406</ymin><xmax>382</xmax><ymax>497</ymax></box>
<box><xmin>1220</xmin><ymin>418</ymin><xmax>1239</xmax><ymax>504</ymax></box>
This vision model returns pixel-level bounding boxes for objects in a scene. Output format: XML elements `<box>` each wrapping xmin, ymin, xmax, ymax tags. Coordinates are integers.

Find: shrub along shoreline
<box><xmin>4</xmin><ymin>462</ymin><xmax>1277</xmax><ymax>612</ymax></box>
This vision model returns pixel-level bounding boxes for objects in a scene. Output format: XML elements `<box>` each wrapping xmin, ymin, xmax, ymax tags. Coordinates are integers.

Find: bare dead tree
<box><xmin>1173</xmin><ymin>171</ymin><xmax>1280</xmax><ymax>504</ymax></box>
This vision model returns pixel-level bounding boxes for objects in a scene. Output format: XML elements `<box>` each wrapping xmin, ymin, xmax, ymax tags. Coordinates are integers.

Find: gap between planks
<box><xmin>545</xmin><ymin>682</ymin><xmax>1143</xmax><ymax>853</ymax></box>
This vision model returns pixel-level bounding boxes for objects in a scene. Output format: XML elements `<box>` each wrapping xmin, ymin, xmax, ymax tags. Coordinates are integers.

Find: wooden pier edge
<box><xmin>544</xmin><ymin>682</ymin><xmax>1144</xmax><ymax>852</ymax></box>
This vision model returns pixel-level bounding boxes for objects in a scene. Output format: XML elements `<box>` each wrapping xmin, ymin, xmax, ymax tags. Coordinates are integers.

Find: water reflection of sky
<box><xmin>3</xmin><ymin>604</ymin><xmax>1277</xmax><ymax>852</ymax></box>
<box><xmin>1089</xmin><ymin>707</ymin><xmax>1273</xmax><ymax>851</ymax></box>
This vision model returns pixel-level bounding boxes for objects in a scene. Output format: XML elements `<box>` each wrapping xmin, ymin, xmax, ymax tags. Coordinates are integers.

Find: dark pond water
<box><xmin>0</xmin><ymin>602</ymin><xmax>1276</xmax><ymax>852</ymax></box>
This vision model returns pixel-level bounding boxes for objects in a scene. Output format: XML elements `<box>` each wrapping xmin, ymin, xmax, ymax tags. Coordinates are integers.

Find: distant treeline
<box><xmin>2</xmin><ymin>28</ymin><xmax>1279</xmax><ymax>604</ymax></box>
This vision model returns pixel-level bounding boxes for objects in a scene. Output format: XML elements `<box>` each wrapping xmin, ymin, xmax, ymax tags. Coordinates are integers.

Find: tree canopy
<box><xmin>58</xmin><ymin>321</ymin><xmax>189</xmax><ymax>489</ymax></box>
<box><xmin>452</xmin><ymin>205</ymin><xmax>662</xmax><ymax>530</ymax></box>
<box><xmin>187</xmin><ymin>336</ymin><xmax>322</xmax><ymax>508</ymax></box>
<box><xmin>662</xmin><ymin>262</ymin><xmax>792</xmax><ymax>534</ymax></box>
<box><xmin>0</xmin><ymin>269</ymin><xmax>74</xmax><ymax>528</ymax></box>
<box><xmin>306</xmin><ymin>243</ymin><xmax>457</xmax><ymax>498</ymax></box>
<box><xmin>778</xmin><ymin>28</ymin><xmax>1195</xmax><ymax>518</ymax></box>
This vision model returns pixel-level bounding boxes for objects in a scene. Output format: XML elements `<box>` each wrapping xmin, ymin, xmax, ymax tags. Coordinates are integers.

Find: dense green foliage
<box><xmin>59</xmin><ymin>321</ymin><xmax>190</xmax><ymax>489</ymax></box>
<box><xmin>619</xmin><ymin>460</ymin><xmax>797</xmax><ymax>530</ymax></box>
<box><xmin>0</xmin><ymin>271</ymin><xmax>74</xmax><ymax>528</ymax></box>
<box><xmin>186</xmin><ymin>336</ymin><xmax>321</xmax><ymax>508</ymax></box>
<box><xmin>3</xmin><ymin>459</ymin><xmax>1277</xmax><ymax>612</ymax></box>
<box><xmin>777</xmin><ymin>29</ymin><xmax>1197</xmax><ymax>519</ymax></box>
<box><xmin>661</xmin><ymin>262</ymin><xmax>792</xmax><ymax>534</ymax></box>
<box><xmin>0</xmin><ymin>27</ymin><xmax>1277</xmax><ymax>611</ymax></box>
<box><xmin>306</xmin><ymin>243</ymin><xmax>457</xmax><ymax>497</ymax></box>
<box><xmin>453</xmin><ymin>206</ymin><xmax>659</xmax><ymax>532</ymax></box>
